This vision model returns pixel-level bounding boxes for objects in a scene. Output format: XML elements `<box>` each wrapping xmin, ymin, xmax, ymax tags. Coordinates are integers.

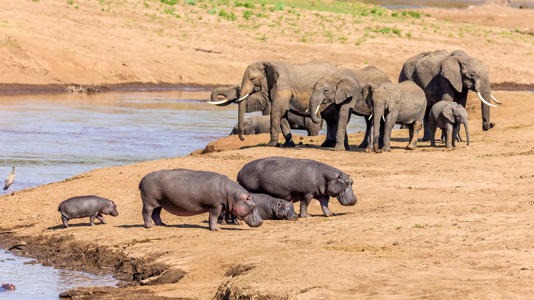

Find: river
<box><xmin>0</xmin><ymin>88</ymin><xmax>366</xmax><ymax>194</ymax></box>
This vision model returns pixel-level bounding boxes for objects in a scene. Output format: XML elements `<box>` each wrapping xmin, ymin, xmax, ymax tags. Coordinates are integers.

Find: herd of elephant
<box><xmin>209</xmin><ymin>49</ymin><xmax>502</xmax><ymax>151</ymax></box>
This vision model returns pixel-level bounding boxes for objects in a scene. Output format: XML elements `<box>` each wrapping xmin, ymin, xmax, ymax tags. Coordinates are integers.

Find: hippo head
<box><xmin>274</xmin><ymin>199</ymin><xmax>298</xmax><ymax>220</ymax></box>
<box><xmin>232</xmin><ymin>193</ymin><xmax>263</xmax><ymax>227</ymax></box>
<box><xmin>327</xmin><ymin>173</ymin><xmax>357</xmax><ymax>206</ymax></box>
<box><xmin>104</xmin><ymin>201</ymin><xmax>119</xmax><ymax>217</ymax></box>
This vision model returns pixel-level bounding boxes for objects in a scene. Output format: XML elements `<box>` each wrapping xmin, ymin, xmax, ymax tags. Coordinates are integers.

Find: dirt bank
<box><xmin>0</xmin><ymin>1</ymin><xmax>533</xmax><ymax>88</ymax></box>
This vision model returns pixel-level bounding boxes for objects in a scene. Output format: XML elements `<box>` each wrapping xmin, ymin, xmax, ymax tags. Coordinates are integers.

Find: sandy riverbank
<box><xmin>1</xmin><ymin>0</ymin><xmax>533</xmax><ymax>298</ymax></box>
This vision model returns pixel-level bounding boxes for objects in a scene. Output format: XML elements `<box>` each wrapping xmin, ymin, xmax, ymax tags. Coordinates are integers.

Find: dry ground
<box><xmin>1</xmin><ymin>0</ymin><xmax>534</xmax><ymax>299</ymax></box>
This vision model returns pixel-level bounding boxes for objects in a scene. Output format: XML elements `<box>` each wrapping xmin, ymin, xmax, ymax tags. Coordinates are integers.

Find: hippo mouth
<box><xmin>243</xmin><ymin>208</ymin><xmax>263</xmax><ymax>227</ymax></box>
<box><xmin>337</xmin><ymin>188</ymin><xmax>357</xmax><ymax>206</ymax></box>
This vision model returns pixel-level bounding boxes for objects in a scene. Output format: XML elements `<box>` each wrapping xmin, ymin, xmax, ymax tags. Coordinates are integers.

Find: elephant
<box><xmin>235</xmin><ymin>61</ymin><xmax>337</xmax><ymax>146</ymax></box>
<box><xmin>365</xmin><ymin>81</ymin><xmax>427</xmax><ymax>152</ymax></box>
<box><xmin>229</xmin><ymin>114</ymin><xmax>322</xmax><ymax>136</ymax></box>
<box><xmin>398</xmin><ymin>49</ymin><xmax>501</xmax><ymax>140</ymax></box>
<box><xmin>210</xmin><ymin>85</ymin><xmax>323</xmax><ymax>136</ymax></box>
<box><xmin>429</xmin><ymin>101</ymin><xmax>470</xmax><ymax>148</ymax></box>
<box><xmin>308</xmin><ymin>66</ymin><xmax>391</xmax><ymax>151</ymax></box>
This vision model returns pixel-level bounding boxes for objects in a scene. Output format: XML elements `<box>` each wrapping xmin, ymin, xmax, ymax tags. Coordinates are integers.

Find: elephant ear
<box><xmin>263</xmin><ymin>63</ymin><xmax>278</xmax><ymax>93</ymax></box>
<box><xmin>440</xmin><ymin>56</ymin><xmax>463</xmax><ymax>93</ymax></box>
<box><xmin>361</xmin><ymin>83</ymin><xmax>375</xmax><ymax>107</ymax></box>
<box><xmin>335</xmin><ymin>79</ymin><xmax>357</xmax><ymax>104</ymax></box>
<box><xmin>441</xmin><ymin>103</ymin><xmax>455</xmax><ymax>123</ymax></box>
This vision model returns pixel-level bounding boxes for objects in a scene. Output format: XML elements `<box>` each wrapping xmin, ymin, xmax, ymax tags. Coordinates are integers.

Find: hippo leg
<box><xmin>299</xmin><ymin>195</ymin><xmax>313</xmax><ymax>218</ymax></box>
<box><xmin>151</xmin><ymin>207</ymin><xmax>166</xmax><ymax>226</ymax></box>
<box><xmin>89</xmin><ymin>213</ymin><xmax>99</xmax><ymax>226</ymax></box>
<box><xmin>209</xmin><ymin>205</ymin><xmax>223</xmax><ymax>231</ymax></box>
<box><xmin>318</xmin><ymin>196</ymin><xmax>333</xmax><ymax>217</ymax></box>
<box><xmin>96</xmin><ymin>214</ymin><xmax>106</xmax><ymax>224</ymax></box>
<box><xmin>142</xmin><ymin>205</ymin><xmax>155</xmax><ymax>228</ymax></box>
<box><xmin>61</xmin><ymin>216</ymin><xmax>69</xmax><ymax>228</ymax></box>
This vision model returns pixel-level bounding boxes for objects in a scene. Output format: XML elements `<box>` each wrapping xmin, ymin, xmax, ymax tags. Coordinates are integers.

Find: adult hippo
<box><xmin>139</xmin><ymin>169</ymin><xmax>263</xmax><ymax>230</ymax></box>
<box><xmin>237</xmin><ymin>157</ymin><xmax>357</xmax><ymax>218</ymax></box>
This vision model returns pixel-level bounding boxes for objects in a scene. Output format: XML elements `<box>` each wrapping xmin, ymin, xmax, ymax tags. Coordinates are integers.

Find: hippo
<box><xmin>58</xmin><ymin>195</ymin><xmax>119</xmax><ymax>228</ymax></box>
<box><xmin>219</xmin><ymin>193</ymin><xmax>298</xmax><ymax>223</ymax></box>
<box><xmin>1</xmin><ymin>283</ymin><xmax>15</xmax><ymax>291</ymax></box>
<box><xmin>139</xmin><ymin>169</ymin><xmax>263</xmax><ymax>230</ymax></box>
<box><xmin>237</xmin><ymin>157</ymin><xmax>357</xmax><ymax>218</ymax></box>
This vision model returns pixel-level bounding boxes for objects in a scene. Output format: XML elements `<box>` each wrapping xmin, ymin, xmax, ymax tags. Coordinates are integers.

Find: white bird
<box><xmin>4</xmin><ymin>166</ymin><xmax>15</xmax><ymax>190</ymax></box>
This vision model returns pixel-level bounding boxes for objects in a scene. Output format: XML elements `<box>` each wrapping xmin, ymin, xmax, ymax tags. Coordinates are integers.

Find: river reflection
<box><xmin>0</xmin><ymin>250</ymin><xmax>117</xmax><ymax>298</ymax></box>
<box><xmin>0</xmin><ymin>89</ymin><xmax>366</xmax><ymax>194</ymax></box>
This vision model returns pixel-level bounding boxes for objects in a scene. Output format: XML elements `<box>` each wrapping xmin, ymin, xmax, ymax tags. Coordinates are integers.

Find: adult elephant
<box><xmin>210</xmin><ymin>85</ymin><xmax>322</xmax><ymax>136</ymax></box>
<box><xmin>309</xmin><ymin>66</ymin><xmax>391</xmax><ymax>151</ymax></box>
<box><xmin>398</xmin><ymin>49</ymin><xmax>501</xmax><ymax>140</ymax></box>
<box><xmin>236</xmin><ymin>61</ymin><xmax>337</xmax><ymax>146</ymax></box>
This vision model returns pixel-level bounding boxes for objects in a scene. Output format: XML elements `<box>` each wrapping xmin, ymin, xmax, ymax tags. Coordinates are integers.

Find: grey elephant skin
<box><xmin>429</xmin><ymin>101</ymin><xmax>470</xmax><ymax>148</ymax></box>
<box><xmin>237</xmin><ymin>61</ymin><xmax>337</xmax><ymax>146</ymax></box>
<box><xmin>139</xmin><ymin>169</ymin><xmax>263</xmax><ymax>230</ymax></box>
<box><xmin>212</xmin><ymin>85</ymin><xmax>322</xmax><ymax>136</ymax></box>
<box><xmin>229</xmin><ymin>115</ymin><xmax>322</xmax><ymax>136</ymax></box>
<box><xmin>237</xmin><ymin>157</ymin><xmax>357</xmax><ymax>218</ymax></box>
<box><xmin>309</xmin><ymin>66</ymin><xmax>391</xmax><ymax>151</ymax></box>
<box><xmin>399</xmin><ymin>49</ymin><xmax>500</xmax><ymax>139</ymax></box>
<box><xmin>58</xmin><ymin>195</ymin><xmax>118</xmax><ymax>228</ymax></box>
<box><xmin>366</xmin><ymin>81</ymin><xmax>427</xmax><ymax>152</ymax></box>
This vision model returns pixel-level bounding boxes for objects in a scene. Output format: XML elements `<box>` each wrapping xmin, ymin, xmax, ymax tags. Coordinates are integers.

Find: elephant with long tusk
<box><xmin>399</xmin><ymin>49</ymin><xmax>502</xmax><ymax>141</ymax></box>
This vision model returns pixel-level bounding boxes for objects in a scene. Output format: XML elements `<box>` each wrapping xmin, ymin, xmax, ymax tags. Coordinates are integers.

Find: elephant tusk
<box><xmin>305</xmin><ymin>107</ymin><xmax>309</xmax><ymax>113</ymax></box>
<box><xmin>368</xmin><ymin>114</ymin><xmax>373</xmax><ymax>120</ymax></box>
<box><xmin>382</xmin><ymin>115</ymin><xmax>386</xmax><ymax>122</ymax></box>
<box><xmin>491</xmin><ymin>95</ymin><xmax>502</xmax><ymax>104</ymax></box>
<box><xmin>207</xmin><ymin>98</ymin><xmax>233</xmax><ymax>105</ymax></box>
<box><xmin>235</xmin><ymin>93</ymin><xmax>250</xmax><ymax>103</ymax></box>
<box><xmin>477</xmin><ymin>92</ymin><xmax>498</xmax><ymax>108</ymax></box>
<box><xmin>314</xmin><ymin>105</ymin><xmax>321</xmax><ymax>117</ymax></box>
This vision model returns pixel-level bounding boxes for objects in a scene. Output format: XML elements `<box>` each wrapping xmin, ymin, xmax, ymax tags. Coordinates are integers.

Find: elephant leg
<box><xmin>334</xmin><ymin>105</ymin><xmax>351</xmax><ymax>151</ymax></box>
<box><xmin>360</xmin><ymin>117</ymin><xmax>371</xmax><ymax>149</ymax></box>
<box><xmin>429</xmin><ymin>119</ymin><xmax>437</xmax><ymax>147</ymax></box>
<box><xmin>383</xmin><ymin>113</ymin><xmax>397</xmax><ymax>152</ymax></box>
<box><xmin>406</xmin><ymin>121</ymin><xmax>422</xmax><ymax>150</ymax></box>
<box><xmin>280</xmin><ymin>116</ymin><xmax>295</xmax><ymax>147</ymax></box>
<box><xmin>321</xmin><ymin>117</ymin><xmax>338</xmax><ymax>148</ymax></box>
<box><xmin>445</xmin><ymin>123</ymin><xmax>453</xmax><ymax>148</ymax></box>
<box><xmin>452</xmin><ymin>123</ymin><xmax>460</xmax><ymax>147</ymax></box>
<box><xmin>422</xmin><ymin>106</ymin><xmax>432</xmax><ymax>141</ymax></box>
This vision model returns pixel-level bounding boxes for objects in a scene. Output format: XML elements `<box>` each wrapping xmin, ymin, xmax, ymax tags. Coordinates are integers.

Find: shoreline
<box><xmin>0</xmin><ymin>81</ymin><xmax>533</xmax><ymax>97</ymax></box>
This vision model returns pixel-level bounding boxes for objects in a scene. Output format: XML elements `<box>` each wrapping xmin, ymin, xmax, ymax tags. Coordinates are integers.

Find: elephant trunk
<box><xmin>476</xmin><ymin>79</ymin><xmax>494</xmax><ymax>131</ymax></box>
<box><xmin>237</xmin><ymin>98</ymin><xmax>246</xmax><ymax>141</ymax></box>
<box><xmin>463</xmin><ymin>115</ymin><xmax>470</xmax><ymax>146</ymax></box>
<box><xmin>372</xmin><ymin>111</ymin><xmax>382</xmax><ymax>153</ymax></box>
<box><xmin>309</xmin><ymin>93</ymin><xmax>322</xmax><ymax>124</ymax></box>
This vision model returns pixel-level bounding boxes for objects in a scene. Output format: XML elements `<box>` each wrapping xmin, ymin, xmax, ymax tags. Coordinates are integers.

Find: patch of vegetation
<box><xmin>242</xmin><ymin>10</ymin><xmax>253</xmax><ymax>20</ymax></box>
<box><xmin>234</xmin><ymin>0</ymin><xmax>255</xmax><ymax>8</ymax></box>
<box><xmin>392</xmin><ymin>10</ymin><xmax>422</xmax><ymax>18</ymax></box>
<box><xmin>160</xmin><ymin>0</ymin><xmax>177</xmax><ymax>5</ymax></box>
<box><xmin>366</xmin><ymin>26</ymin><xmax>402</xmax><ymax>36</ymax></box>
<box><xmin>219</xmin><ymin>9</ymin><xmax>237</xmax><ymax>21</ymax></box>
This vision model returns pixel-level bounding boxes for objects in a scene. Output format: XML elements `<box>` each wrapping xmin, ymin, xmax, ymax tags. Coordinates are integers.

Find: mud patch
<box><xmin>0</xmin><ymin>232</ymin><xmax>186</xmax><ymax>288</ymax></box>
<box><xmin>224</xmin><ymin>263</ymin><xmax>256</xmax><ymax>277</ymax></box>
<box><xmin>59</xmin><ymin>286</ymin><xmax>181</xmax><ymax>299</ymax></box>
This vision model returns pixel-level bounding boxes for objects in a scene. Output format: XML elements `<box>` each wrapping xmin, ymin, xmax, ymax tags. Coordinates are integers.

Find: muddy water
<box><xmin>0</xmin><ymin>250</ymin><xmax>117</xmax><ymax>298</ymax></box>
<box><xmin>0</xmin><ymin>89</ymin><xmax>366</xmax><ymax>194</ymax></box>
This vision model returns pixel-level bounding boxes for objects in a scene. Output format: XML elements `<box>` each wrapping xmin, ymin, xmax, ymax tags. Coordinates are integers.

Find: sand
<box><xmin>0</xmin><ymin>0</ymin><xmax>533</xmax><ymax>299</ymax></box>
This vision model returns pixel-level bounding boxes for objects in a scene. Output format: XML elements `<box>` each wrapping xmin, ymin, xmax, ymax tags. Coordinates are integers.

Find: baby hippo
<box><xmin>238</xmin><ymin>157</ymin><xmax>357</xmax><ymax>218</ymax></box>
<box><xmin>253</xmin><ymin>194</ymin><xmax>298</xmax><ymax>220</ymax></box>
<box><xmin>429</xmin><ymin>101</ymin><xmax>470</xmax><ymax>148</ymax></box>
<box><xmin>219</xmin><ymin>194</ymin><xmax>298</xmax><ymax>223</ymax></box>
<box><xmin>58</xmin><ymin>195</ymin><xmax>118</xmax><ymax>228</ymax></box>
<box><xmin>139</xmin><ymin>169</ymin><xmax>263</xmax><ymax>230</ymax></box>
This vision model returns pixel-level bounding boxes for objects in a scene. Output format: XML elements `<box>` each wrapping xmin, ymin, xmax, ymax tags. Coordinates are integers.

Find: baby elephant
<box><xmin>238</xmin><ymin>157</ymin><xmax>357</xmax><ymax>218</ymax></box>
<box><xmin>230</xmin><ymin>115</ymin><xmax>270</xmax><ymax>135</ymax></box>
<box><xmin>139</xmin><ymin>169</ymin><xmax>262</xmax><ymax>230</ymax></box>
<box><xmin>364</xmin><ymin>81</ymin><xmax>427</xmax><ymax>152</ymax></box>
<box><xmin>58</xmin><ymin>195</ymin><xmax>118</xmax><ymax>228</ymax></box>
<box><xmin>429</xmin><ymin>101</ymin><xmax>470</xmax><ymax>148</ymax></box>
